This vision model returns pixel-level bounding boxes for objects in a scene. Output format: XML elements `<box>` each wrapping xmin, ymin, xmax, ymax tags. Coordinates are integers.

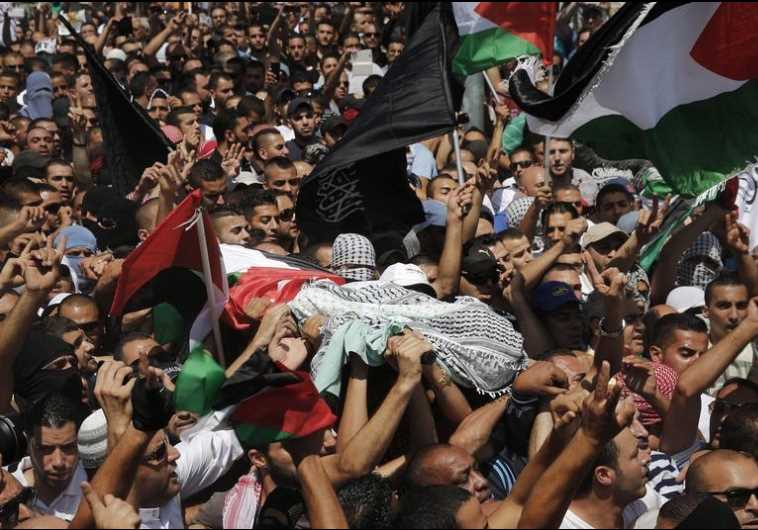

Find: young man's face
<box><xmin>27</xmin><ymin>127</ymin><xmax>53</xmax><ymax>156</ymax></box>
<box><xmin>545</xmin><ymin>303</ymin><xmax>585</xmax><ymax>349</ymax></box>
<box><xmin>199</xmin><ymin>179</ymin><xmax>227</xmax><ymax>209</ymax></box>
<box><xmin>31</xmin><ymin>422</ymin><xmax>79</xmax><ymax>495</ymax></box>
<box><xmin>317</xmin><ymin>24</ymin><xmax>335</xmax><ymax>47</ymax></box>
<box><xmin>545</xmin><ymin>212</ymin><xmax>574</xmax><ymax>247</ymax></box>
<box><xmin>213</xmin><ymin>214</ymin><xmax>251</xmax><ymax>247</ymax></box>
<box><xmin>288</xmin><ymin>38</ymin><xmax>306</xmax><ymax>62</ymax></box>
<box><xmin>177</xmin><ymin>112</ymin><xmax>200</xmax><ymax>145</ymax></box>
<box><xmin>554</xmin><ymin>188</ymin><xmax>584</xmax><ymax>216</ymax></box>
<box><xmin>290</xmin><ymin>110</ymin><xmax>316</xmax><ymax>140</ymax></box>
<box><xmin>587</xmin><ymin>233</ymin><xmax>628</xmax><ymax>271</ymax></box>
<box><xmin>212</xmin><ymin>78</ymin><xmax>235</xmax><ymax>107</ymax></box>
<box><xmin>0</xmin><ymin>75</ymin><xmax>17</xmax><ymax>102</ymax></box>
<box><xmin>597</xmin><ymin>191</ymin><xmax>634</xmax><ymax>225</ymax></box>
<box><xmin>548</xmin><ymin>139</ymin><xmax>574</xmax><ymax>177</ymax></box>
<box><xmin>650</xmin><ymin>329</ymin><xmax>709</xmax><ymax>375</ymax></box>
<box><xmin>258</xmin><ymin>133</ymin><xmax>289</xmax><ymax>161</ymax></box>
<box><xmin>501</xmin><ymin>236</ymin><xmax>533</xmax><ymax>271</ymax></box>
<box><xmin>388</xmin><ymin>42</ymin><xmax>405</xmax><ymax>63</ymax></box>
<box><xmin>248</xmin><ymin>26</ymin><xmax>266</xmax><ymax>51</ymax></box>
<box><xmin>248</xmin><ymin>204</ymin><xmax>280</xmax><ymax>243</ymax></box>
<box><xmin>705</xmin><ymin>284</ymin><xmax>750</xmax><ymax>341</ymax></box>
<box><xmin>46</xmin><ymin>163</ymin><xmax>76</xmax><ymax>203</ymax></box>
<box><xmin>265</xmin><ymin>166</ymin><xmax>301</xmax><ymax>200</ymax></box>
<box><xmin>608</xmin><ymin>429</ymin><xmax>649</xmax><ymax>504</ymax></box>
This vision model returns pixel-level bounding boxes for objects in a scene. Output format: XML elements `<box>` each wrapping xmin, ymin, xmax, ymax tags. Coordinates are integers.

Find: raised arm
<box><xmin>144</xmin><ymin>12</ymin><xmax>185</xmax><ymax>58</ymax></box>
<box><xmin>319</xmin><ymin>51</ymin><xmax>350</xmax><ymax>108</ymax></box>
<box><xmin>661</xmin><ymin>298</ymin><xmax>758</xmax><ymax>454</ymax></box>
<box><xmin>433</xmin><ymin>185</ymin><xmax>471</xmax><ymax>299</ymax></box>
<box><xmin>516</xmin><ymin>362</ymin><xmax>636</xmax><ymax>529</ymax></box>
<box><xmin>299</xmin><ymin>456</ymin><xmax>349</xmax><ymax>529</ymax></box>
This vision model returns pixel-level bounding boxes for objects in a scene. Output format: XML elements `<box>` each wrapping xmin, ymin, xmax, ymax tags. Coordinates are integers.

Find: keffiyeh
<box><xmin>330</xmin><ymin>233</ymin><xmax>378</xmax><ymax>282</ymax></box>
<box><xmin>290</xmin><ymin>281</ymin><xmax>528</xmax><ymax>396</ymax></box>
<box><xmin>676</xmin><ymin>232</ymin><xmax>723</xmax><ymax>289</ymax></box>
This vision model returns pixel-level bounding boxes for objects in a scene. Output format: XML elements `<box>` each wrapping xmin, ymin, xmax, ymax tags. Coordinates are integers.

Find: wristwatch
<box><xmin>598</xmin><ymin>317</ymin><xmax>623</xmax><ymax>338</ymax></box>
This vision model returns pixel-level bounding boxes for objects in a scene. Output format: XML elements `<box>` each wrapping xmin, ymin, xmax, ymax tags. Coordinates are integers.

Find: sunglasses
<box><xmin>42</xmin><ymin>355</ymin><xmax>77</xmax><ymax>371</ymax></box>
<box><xmin>338</xmin><ymin>81</ymin><xmax>349</xmax><ymax>88</ymax></box>
<box><xmin>0</xmin><ymin>488</ymin><xmax>34</xmax><ymax>528</ymax></box>
<box><xmin>709</xmin><ymin>488</ymin><xmax>758</xmax><ymax>509</ymax></box>
<box><xmin>143</xmin><ymin>438</ymin><xmax>169</xmax><ymax>465</ymax></box>
<box><xmin>364</xmin><ymin>32</ymin><xmax>380</xmax><ymax>37</ymax></box>
<box><xmin>513</xmin><ymin>160</ymin><xmax>534</xmax><ymax>169</ymax></box>
<box><xmin>279</xmin><ymin>208</ymin><xmax>295</xmax><ymax>222</ymax></box>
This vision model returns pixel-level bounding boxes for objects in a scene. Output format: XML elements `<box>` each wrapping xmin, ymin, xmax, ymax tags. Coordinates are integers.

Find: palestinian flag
<box><xmin>175</xmin><ymin>349</ymin><xmax>336</xmax><ymax>447</ymax></box>
<box><xmin>452</xmin><ymin>2</ymin><xmax>556</xmax><ymax>76</ymax></box>
<box><xmin>110</xmin><ymin>190</ymin><xmax>227</xmax><ymax>351</ymax></box>
<box><xmin>510</xmin><ymin>3</ymin><xmax>758</xmax><ymax>198</ymax></box>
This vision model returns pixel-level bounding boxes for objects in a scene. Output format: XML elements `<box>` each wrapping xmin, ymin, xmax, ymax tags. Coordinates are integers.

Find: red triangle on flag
<box><xmin>110</xmin><ymin>190</ymin><xmax>224</xmax><ymax>317</ymax></box>
<box><xmin>690</xmin><ymin>3</ymin><xmax>758</xmax><ymax>81</ymax></box>
<box><xmin>474</xmin><ymin>2</ymin><xmax>557</xmax><ymax>62</ymax></box>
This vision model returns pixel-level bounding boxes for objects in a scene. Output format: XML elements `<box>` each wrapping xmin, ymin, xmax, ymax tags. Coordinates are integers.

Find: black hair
<box><xmin>264</xmin><ymin>156</ymin><xmax>295</xmax><ymax>175</ymax></box>
<box><xmin>209</xmin><ymin>71</ymin><xmax>234</xmax><ymax>91</ymax></box>
<box><xmin>541</xmin><ymin>202</ymin><xmax>579</xmax><ymax>228</ymax></box>
<box><xmin>337</xmin><ymin>474</ymin><xmax>395</xmax><ymax>529</ymax></box>
<box><xmin>165</xmin><ymin>106</ymin><xmax>196</xmax><ymax>128</ymax></box>
<box><xmin>0</xmin><ymin>192</ymin><xmax>20</xmax><ymax>225</ymax></box>
<box><xmin>394</xmin><ymin>485</ymin><xmax>472</xmax><ymax>529</ymax></box>
<box><xmin>252</xmin><ymin>127</ymin><xmax>283</xmax><ymax>153</ymax></box>
<box><xmin>363</xmin><ymin>74</ymin><xmax>382</xmax><ymax>96</ymax></box>
<box><xmin>41</xmin><ymin>316</ymin><xmax>80</xmax><ymax>338</ymax></box>
<box><xmin>719</xmin><ymin>403</ymin><xmax>758</xmax><ymax>458</ymax></box>
<box><xmin>705</xmin><ymin>272</ymin><xmax>747</xmax><ymax>307</ymax></box>
<box><xmin>596</xmin><ymin>184</ymin><xmax>635</xmax><ymax>208</ymax></box>
<box><xmin>240</xmin><ymin>188</ymin><xmax>277</xmax><ymax>218</ymax></box>
<box><xmin>498</xmin><ymin>227</ymin><xmax>526</xmax><ymax>243</ymax></box>
<box><xmin>129</xmin><ymin>71</ymin><xmax>154</xmax><ymax>98</ymax></box>
<box><xmin>237</xmin><ymin>95</ymin><xmax>265</xmax><ymax>119</ymax></box>
<box><xmin>25</xmin><ymin>392</ymin><xmax>81</xmax><ymax>441</ymax></box>
<box><xmin>212</xmin><ymin>108</ymin><xmax>242</xmax><ymax>142</ymax></box>
<box><xmin>114</xmin><ymin>331</ymin><xmax>153</xmax><ymax>362</ymax></box>
<box><xmin>577</xmin><ymin>439</ymin><xmax>619</xmax><ymax>496</ymax></box>
<box><xmin>188</xmin><ymin>159</ymin><xmax>225</xmax><ymax>188</ymax></box>
<box><xmin>2</xmin><ymin>178</ymin><xmax>38</xmax><ymax>202</ymax></box>
<box><xmin>52</xmin><ymin>53</ymin><xmax>78</xmax><ymax>73</ymax></box>
<box><xmin>651</xmin><ymin>313</ymin><xmax>708</xmax><ymax>349</ymax></box>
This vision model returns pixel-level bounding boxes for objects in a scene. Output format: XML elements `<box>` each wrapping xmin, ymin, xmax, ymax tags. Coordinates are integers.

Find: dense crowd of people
<box><xmin>0</xmin><ymin>2</ymin><xmax>754</xmax><ymax>529</ymax></box>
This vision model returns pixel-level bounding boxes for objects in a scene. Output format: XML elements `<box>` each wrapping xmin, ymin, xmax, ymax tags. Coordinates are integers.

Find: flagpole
<box><xmin>453</xmin><ymin>127</ymin><xmax>465</xmax><ymax>186</ymax></box>
<box><xmin>196</xmin><ymin>208</ymin><xmax>227</xmax><ymax>368</ymax></box>
<box><xmin>482</xmin><ymin>71</ymin><xmax>501</xmax><ymax>104</ymax></box>
<box><xmin>544</xmin><ymin>65</ymin><xmax>554</xmax><ymax>185</ymax></box>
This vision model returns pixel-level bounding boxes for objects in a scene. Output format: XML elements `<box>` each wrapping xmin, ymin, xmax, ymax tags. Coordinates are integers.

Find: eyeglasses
<box><xmin>78</xmin><ymin>320</ymin><xmax>101</xmax><ymax>336</ymax></box>
<box><xmin>364</xmin><ymin>32</ymin><xmax>380</xmax><ymax>37</ymax></box>
<box><xmin>0</xmin><ymin>487</ymin><xmax>34</xmax><ymax>528</ymax></box>
<box><xmin>279</xmin><ymin>208</ymin><xmax>295</xmax><ymax>222</ymax></box>
<box><xmin>513</xmin><ymin>160</ymin><xmax>534</xmax><ymax>169</ymax></box>
<box><xmin>709</xmin><ymin>488</ymin><xmax>758</xmax><ymax>509</ymax></box>
<box><xmin>143</xmin><ymin>438</ymin><xmax>169</xmax><ymax>465</ymax></box>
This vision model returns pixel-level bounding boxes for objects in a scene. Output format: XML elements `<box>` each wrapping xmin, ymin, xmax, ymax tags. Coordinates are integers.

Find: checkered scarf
<box><xmin>505</xmin><ymin>197</ymin><xmax>535</xmax><ymax>228</ymax></box>
<box><xmin>619</xmin><ymin>362</ymin><xmax>678</xmax><ymax>427</ymax></box>
<box><xmin>330</xmin><ymin>233</ymin><xmax>378</xmax><ymax>282</ymax></box>
<box><xmin>290</xmin><ymin>281</ymin><xmax>528</xmax><ymax>396</ymax></box>
<box><xmin>626</xmin><ymin>265</ymin><xmax>651</xmax><ymax>311</ymax></box>
<box><xmin>676</xmin><ymin>232</ymin><xmax>723</xmax><ymax>289</ymax></box>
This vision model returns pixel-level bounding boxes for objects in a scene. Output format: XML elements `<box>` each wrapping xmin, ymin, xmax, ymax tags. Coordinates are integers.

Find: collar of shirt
<box><xmin>11</xmin><ymin>457</ymin><xmax>87</xmax><ymax>521</ymax></box>
<box><xmin>139</xmin><ymin>496</ymin><xmax>183</xmax><ymax>529</ymax></box>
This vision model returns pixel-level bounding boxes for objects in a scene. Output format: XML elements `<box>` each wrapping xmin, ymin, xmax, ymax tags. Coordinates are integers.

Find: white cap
<box><xmin>666</xmin><ymin>286</ymin><xmax>706</xmax><ymax>313</ymax></box>
<box><xmin>78</xmin><ymin>409</ymin><xmax>108</xmax><ymax>470</ymax></box>
<box><xmin>379</xmin><ymin>263</ymin><xmax>436</xmax><ymax>297</ymax></box>
<box><xmin>105</xmin><ymin>48</ymin><xmax>127</xmax><ymax>62</ymax></box>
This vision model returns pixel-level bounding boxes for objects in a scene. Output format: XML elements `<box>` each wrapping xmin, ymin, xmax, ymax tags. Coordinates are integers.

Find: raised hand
<box><xmin>68</xmin><ymin>94</ymin><xmax>89</xmax><ymax>145</ymax></box>
<box><xmin>562</xmin><ymin>216</ymin><xmax>589</xmax><ymax>245</ymax></box>
<box><xmin>635</xmin><ymin>196</ymin><xmax>670</xmax><ymax>246</ymax></box>
<box><xmin>447</xmin><ymin>183</ymin><xmax>474</xmax><ymax>222</ymax></box>
<box><xmin>23</xmin><ymin>235</ymin><xmax>65</xmax><ymax>293</ymax></box>
<box><xmin>9</xmin><ymin>206</ymin><xmax>46</xmax><ymax>235</ymax></box>
<box><xmin>94</xmin><ymin>360</ymin><xmax>137</xmax><ymax>440</ymax></box>
<box><xmin>387</xmin><ymin>330</ymin><xmax>434</xmax><ymax>385</ymax></box>
<box><xmin>622</xmin><ymin>358</ymin><xmax>658</xmax><ymax>402</ymax></box>
<box><xmin>222</xmin><ymin>143</ymin><xmax>245</xmax><ymax>179</ymax></box>
<box><xmin>585</xmin><ymin>254</ymin><xmax>626</xmax><ymax>300</ymax></box>
<box><xmin>581</xmin><ymin>361</ymin><xmax>636</xmax><ymax>446</ymax></box>
<box><xmin>724</xmin><ymin>211</ymin><xmax>750</xmax><ymax>255</ymax></box>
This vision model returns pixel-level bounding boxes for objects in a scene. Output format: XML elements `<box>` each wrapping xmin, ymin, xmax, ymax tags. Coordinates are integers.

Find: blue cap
<box><xmin>534</xmin><ymin>281</ymin><xmax>581</xmax><ymax>313</ymax></box>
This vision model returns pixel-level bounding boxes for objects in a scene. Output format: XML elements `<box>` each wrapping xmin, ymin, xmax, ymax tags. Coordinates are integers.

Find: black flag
<box><xmin>296</xmin><ymin>3</ymin><xmax>463</xmax><ymax>243</ymax></box>
<box><xmin>58</xmin><ymin>15</ymin><xmax>172</xmax><ymax>197</ymax></box>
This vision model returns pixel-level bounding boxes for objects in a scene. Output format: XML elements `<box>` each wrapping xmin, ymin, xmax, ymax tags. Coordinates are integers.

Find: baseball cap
<box><xmin>582</xmin><ymin>222</ymin><xmax>629</xmax><ymax>249</ymax></box>
<box><xmin>534</xmin><ymin>281</ymin><xmax>581</xmax><ymax>313</ymax></box>
<box><xmin>380</xmin><ymin>263</ymin><xmax>436</xmax><ymax>297</ymax></box>
<box><xmin>666</xmin><ymin>286</ymin><xmax>706</xmax><ymax>313</ymax></box>
<box><xmin>287</xmin><ymin>96</ymin><xmax>314</xmax><ymax>118</ymax></box>
<box><xmin>275</xmin><ymin>87</ymin><xmax>296</xmax><ymax>105</ymax></box>
<box><xmin>461</xmin><ymin>241</ymin><xmax>499</xmax><ymax>285</ymax></box>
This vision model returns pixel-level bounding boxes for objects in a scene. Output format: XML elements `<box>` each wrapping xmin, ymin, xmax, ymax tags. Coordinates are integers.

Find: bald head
<box><xmin>519</xmin><ymin>166</ymin><xmax>548</xmax><ymax>197</ymax></box>
<box><xmin>686</xmin><ymin>450</ymin><xmax>757</xmax><ymax>493</ymax></box>
<box><xmin>651</xmin><ymin>305</ymin><xmax>677</xmax><ymax>318</ymax></box>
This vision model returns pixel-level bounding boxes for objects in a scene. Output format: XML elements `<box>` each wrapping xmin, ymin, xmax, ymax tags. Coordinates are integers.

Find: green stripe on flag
<box><xmin>453</xmin><ymin>27</ymin><xmax>540</xmax><ymax>76</ymax></box>
<box><xmin>174</xmin><ymin>348</ymin><xmax>225</xmax><ymax>416</ymax></box>
<box><xmin>234</xmin><ymin>423</ymin><xmax>294</xmax><ymax>448</ymax></box>
<box><xmin>574</xmin><ymin>80</ymin><xmax>758</xmax><ymax>198</ymax></box>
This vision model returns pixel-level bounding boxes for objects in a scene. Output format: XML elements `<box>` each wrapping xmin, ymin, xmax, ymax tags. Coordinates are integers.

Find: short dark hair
<box><xmin>240</xmin><ymin>188</ymin><xmax>277</xmax><ymax>218</ymax></box>
<box><xmin>577</xmin><ymin>439</ymin><xmax>619</xmax><ymax>495</ymax></box>
<box><xmin>2</xmin><ymin>178</ymin><xmax>38</xmax><ymax>201</ymax></box>
<box><xmin>264</xmin><ymin>156</ymin><xmax>295</xmax><ymax>176</ymax></box>
<box><xmin>52</xmin><ymin>53</ymin><xmax>78</xmax><ymax>72</ymax></box>
<box><xmin>498</xmin><ymin>227</ymin><xmax>525</xmax><ymax>243</ymax></box>
<box><xmin>188</xmin><ymin>159</ymin><xmax>225</xmax><ymax>188</ymax></box>
<box><xmin>252</xmin><ymin>127</ymin><xmax>282</xmax><ymax>153</ymax></box>
<box><xmin>0</xmin><ymin>69</ymin><xmax>19</xmax><ymax>84</ymax></box>
<box><xmin>705</xmin><ymin>272</ymin><xmax>747</xmax><ymax>307</ymax></box>
<box><xmin>165</xmin><ymin>106</ymin><xmax>196</xmax><ymax>128</ymax></box>
<box><xmin>209</xmin><ymin>71</ymin><xmax>233</xmax><ymax>91</ymax></box>
<box><xmin>237</xmin><ymin>95</ymin><xmax>265</xmax><ymax>119</ymax></box>
<box><xmin>337</xmin><ymin>475</ymin><xmax>394</xmax><ymax>529</ymax></box>
<box><xmin>719</xmin><ymin>403</ymin><xmax>758</xmax><ymax>458</ymax></box>
<box><xmin>114</xmin><ymin>331</ymin><xmax>153</xmax><ymax>362</ymax></box>
<box><xmin>41</xmin><ymin>316</ymin><xmax>80</xmax><ymax>338</ymax></box>
<box><xmin>510</xmin><ymin>145</ymin><xmax>534</xmax><ymax>159</ymax></box>
<box><xmin>596</xmin><ymin>184</ymin><xmax>634</xmax><ymax>208</ymax></box>
<box><xmin>651</xmin><ymin>313</ymin><xmax>708</xmax><ymax>349</ymax></box>
<box><xmin>129</xmin><ymin>71</ymin><xmax>154</xmax><ymax>98</ymax></box>
<box><xmin>394</xmin><ymin>486</ymin><xmax>472</xmax><ymax>529</ymax></box>
<box><xmin>25</xmin><ymin>392</ymin><xmax>80</xmax><ymax>442</ymax></box>
<box><xmin>44</xmin><ymin>158</ymin><xmax>71</xmax><ymax>175</ymax></box>
<box><xmin>541</xmin><ymin>202</ymin><xmax>579</xmax><ymax>228</ymax></box>
<box><xmin>212</xmin><ymin>108</ymin><xmax>242</xmax><ymax>141</ymax></box>
<box><xmin>0</xmin><ymin>193</ymin><xmax>20</xmax><ymax>225</ymax></box>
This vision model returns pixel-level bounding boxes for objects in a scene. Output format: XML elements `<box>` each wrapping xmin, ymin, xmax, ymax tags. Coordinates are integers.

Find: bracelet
<box><xmin>598</xmin><ymin>317</ymin><xmax>623</xmax><ymax>338</ymax></box>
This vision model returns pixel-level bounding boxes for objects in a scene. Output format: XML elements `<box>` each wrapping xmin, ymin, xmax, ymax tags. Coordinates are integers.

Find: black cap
<box><xmin>461</xmin><ymin>242</ymin><xmax>500</xmax><ymax>285</ymax></box>
<box><xmin>287</xmin><ymin>96</ymin><xmax>314</xmax><ymax>118</ymax></box>
<box><xmin>321</xmin><ymin>114</ymin><xmax>347</xmax><ymax>135</ymax></box>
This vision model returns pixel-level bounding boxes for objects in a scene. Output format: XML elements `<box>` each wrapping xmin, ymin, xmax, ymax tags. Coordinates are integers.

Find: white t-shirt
<box><xmin>560</xmin><ymin>509</ymin><xmax>595</xmax><ymax>529</ymax></box>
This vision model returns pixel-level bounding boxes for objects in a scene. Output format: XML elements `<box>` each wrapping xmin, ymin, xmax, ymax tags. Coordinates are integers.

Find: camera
<box><xmin>0</xmin><ymin>413</ymin><xmax>27</xmax><ymax>467</ymax></box>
